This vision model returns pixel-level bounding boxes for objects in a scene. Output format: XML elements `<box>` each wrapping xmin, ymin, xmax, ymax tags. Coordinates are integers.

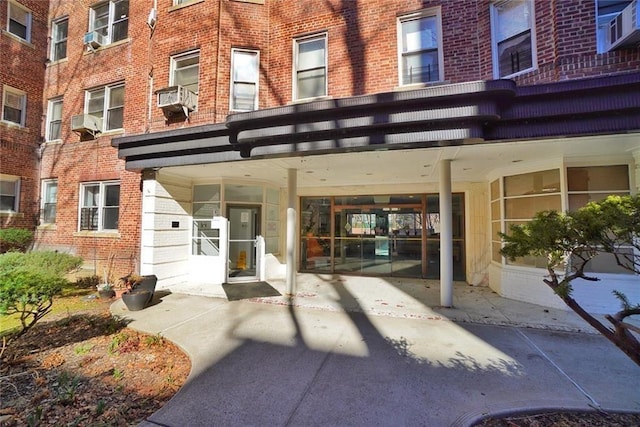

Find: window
<box><xmin>46</xmin><ymin>98</ymin><xmax>63</xmax><ymax>141</ymax></box>
<box><xmin>567</xmin><ymin>164</ymin><xmax>631</xmax><ymax>274</ymax></box>
<box><xmin>89</xmin><ymin>0</ymin><xmax>129</xmax><ymax>44</ymax></box>
<box><xmin>0</xmin><ymin>175</ymin><xmax>20</xmax><ymax>212</ymax></box>
<box><xmin>79</xmin><ymin>181</ymin><xmax>119</xmax><ymax>231</ymax></box>
<box><xmin>41</xmin><ymin>180</ymin><xmax>58</xmax><ymax>224</ymax></box>
<box><xmin>85</xmin><ymin>83</ymin><xmax>124</xmax><ymax>131</ymax></box>
<box><xmin>7</xmin><ymin>1</ymin><xmax>32</xmax><ymax>42</ymax></box>
<box><xmin>51</xmin><ymin>17</ymin><xmax>68</xmax><ymax>61</ymax></box>
<box><xmin>230</xmin><ymin>49</ymin><xmax>259</xmax><ymax>111</ymax></box>
<box><xmin>171</xmin><ymin>51</ymin><xmax>200</xmax><ymax>96</ymax></box>
<box><xmin>596</xmin><ymin>0</ymin><xmax>632</xmax><ymax>53</ymax></box>
<box><xmin>192</xmin><ymin>184</ymin><xmax>221</xmax><ymax>256</ymax></box>
<box><xmin>2</xmin><ymin>86</ymin><xmax>26</xmax><ymax>126</ymax></box>
<box><xmin>491</xmin><ymin>0</ymin><xmax>536</xmax><ymax>78</ymax></box>
<box><xmin>294</xmin><ymin>34</ymin><xmax>327</xmax><ymax>100</ymax></box>
<box><xmin>398</xmin><ymin>8</ymin><xmax>443</xmax><ymax>85</ymax></box>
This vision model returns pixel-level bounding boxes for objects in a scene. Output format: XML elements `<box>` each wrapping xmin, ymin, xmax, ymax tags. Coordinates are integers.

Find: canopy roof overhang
<box><xmin>113</xmin><ymin>72</ymin><xmax>640</xmax><ymax>186</ymax></box>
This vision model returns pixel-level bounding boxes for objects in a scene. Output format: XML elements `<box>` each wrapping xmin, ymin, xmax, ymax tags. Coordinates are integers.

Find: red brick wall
<box><xmin>0</xmin><ymin>0</ymin><xmax>49</xmax><ymax>230</ymax></box>
<box><xmin>35</xmin><ymin>0</ymin><xmax>640</xmax><ymax>277</ymax></box>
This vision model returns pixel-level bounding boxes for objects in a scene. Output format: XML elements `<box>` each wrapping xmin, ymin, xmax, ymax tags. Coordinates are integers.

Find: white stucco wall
<box><xmin>140</xmin><ymin>172</ymin><xmax>192</xmax><ymax>289</ymax></box>
<box><xmin>490</xmin><ymin>264</ymin><xmax>639</xmax><ymax>314</ymax></box>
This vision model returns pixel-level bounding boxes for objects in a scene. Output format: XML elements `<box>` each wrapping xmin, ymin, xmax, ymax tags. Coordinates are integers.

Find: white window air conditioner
<box><xmin>156</xmin><ymin>85</ymin><xmax>198</xmax><ymax>117</ymax></box>
<box><xmin>84</xmin><ymin>31</ymin><xmax>106</xmax><ymax>49</ymax></box>
<box><xmin>605</xmin><ymin>0</ymin><xmax>640</xmax><ymax>51</ymax></box>
<box><xmin>71</xmin><ymin>114</ymin><xmax>102</xmax><ymax>137</ymax></box>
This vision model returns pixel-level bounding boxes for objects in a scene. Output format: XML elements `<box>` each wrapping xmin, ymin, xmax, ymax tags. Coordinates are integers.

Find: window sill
<box><xmin>497</xmin><ymin>66</ymin><xmax>538</xmax><ymax>80</ymax></box>
<box><xmin>0</xmin><ymin>120</ymin><xmax>26</xmax><ymax>130</ymax></box>
<box><xmin>73</xmin><ymin>230</ymin><xmax>121</xmax><ymax>239</ymax></box>
<box><xmin>394</xmin><ymin>81</ymin><xmax>449</xmax><ymax>91</ymax></box>
<box><xmin>82</xmin><ymin>38</ymin><xmax>131</xmax><ymax>55</ymax></box>
<box><xmin>0</xmin><ymin>212</ymin><xmax>24</xmax><ymax>218</ymax></box>
<box><xmin>46</xmin><ymin>57</ymin><xmax>69</xmax><ymax>66</ymax></box>
<box><xmin>289</xmin><ymin>95</ymin><xmax>332</xmax><ymax>105</ymax></box>
<box><xmin>43</xmin><ymin>139</ymin><xmax>63</xmax><ymax>145</ymax></box>
<box><xmin>1</xmin><ymin>30</ymin><xmax>34</xmax><ymax>48</ymax></box>
<box><xmin>37</xmin><ymin>223</ymin><xmax>57</xmax><ymax>230</ymax></box>
<box><xmin>101</xmin><ymin>129</ymin><xmax>125</xmax><ymax>137</ymax></box>
<box><xmin>169</xmin><ymin>0</ymin><xmax>205</xmax><ymax>12</ymax></box>
<box><xmin>231</xmin><ymin>0</ymin><xmax>265</xmax><ymax>4</ymax></box>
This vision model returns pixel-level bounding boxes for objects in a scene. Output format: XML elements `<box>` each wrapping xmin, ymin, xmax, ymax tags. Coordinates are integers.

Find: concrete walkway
<box><xmin>111</xmin><ymin>275</ymin><xmax>640</xmax><ymax>426</ymax></box>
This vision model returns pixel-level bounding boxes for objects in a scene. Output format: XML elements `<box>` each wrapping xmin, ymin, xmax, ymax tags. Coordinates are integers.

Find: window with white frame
<box><xmin>51</xmin><ymin>17</ymin><xmax>68</xmax><ymax>61</ymax></box>
<box><xmin>89</xmin><ymin>0</ymin><xmax>129</xmax><ymax>44</ymax></box>
<box><xmin>230</xmin><ymin>49</ymin><xmax>259</xmax><ymax>111</ymax></box>
<box><xmin>7</xmin><ymin>1</ymin><xmax>32</xmax><ymax>42</ymax></box>
<box><xmin>41</xmin><ymin>180</ymin><xmax>58</xmax><ymax>224</ymax></box>
<box><xmin>294</xmin><ymin>34</ymin><xmax>327</xmax><ymax>100</ymax></box>
<box><xmin>596</xmin><ymin>0</ymin><xmax>633</xmax><ymax>53</ymax></box>
<box><xmin>398</xmin><ymin>8</ymin><xmax>443</xmax><ymax>85</ymax></box>
<box><xmin>171</xmin><ymin>51</ymin><xmax>200</xmax><ymax>97</ymax></box>
<box><xmin>46</xmin><ymin>98</ymin><xmax>63</xmax><ymax>141</ymax></box>
<box><xmin>2</xmin><ymin>86</ymin><xmax>26</xmax><ymax>126</ymax></box>
<box><xmin>79</xmin><ymin>181</ymin><xmax>120</xmax><ymax>231</ymax></box>
<box><xmin>490</xmin><ymin>0</ymin><xmax>536</xmax><ymax>78</ymax></box>
<box><xmin>0</xmin><ymin>175</ymin><xmax>20</xmax><ymax>212</ymax></box>
<box><xmin>85</xmin><ymin>83</ymin><xmax>124</xmax><ymax>132</ymax></box>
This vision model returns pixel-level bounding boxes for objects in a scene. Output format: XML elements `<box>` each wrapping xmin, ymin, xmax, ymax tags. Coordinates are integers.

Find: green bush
<box><xmin>0</xmin><ymin>251</ymin><xmax>83</xmax><ymax>342</ymax></box>
<box><xmin>0</xmin><ymin>267</ymin><xmax>68</xmax><ymax>339</ymax></box>
<box><xmin>0</xmin><ymin>228</ymin><xmax>33</xmax><ymax>253</ymax></box>
<box><xmin>75</xmin><ymin>275</ymin><xmax>101</xmax><ymax>289</ymax></box>
<box><xmin>0</xmin><ymin>251</ymin><xmax>82</xmax><ymax>276</ymax></box>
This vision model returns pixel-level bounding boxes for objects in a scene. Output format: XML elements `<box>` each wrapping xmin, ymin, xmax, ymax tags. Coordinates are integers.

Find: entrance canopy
<box><xmin>113</xmin><ymin>72</ymin><xmax>640</xmax><ymax>177</ymax></box>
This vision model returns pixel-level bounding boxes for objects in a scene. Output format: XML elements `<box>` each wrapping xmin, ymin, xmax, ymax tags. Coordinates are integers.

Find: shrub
<box><xmin>75</xmin><ymin>275</ymin><xmax>101</xmax><ymax>289</ymax></box>
<box><xmin>0</xmin><ymin>228</ymin><xmax>33</xmax><ymax>253</ymax></box>
<box><xmin>0</xmin><ymin>267</ymin><xmax>68</xmax><ymax>340</ymax></box>
<box><xmin>0</xmin><ymin>251</ymin><xmax>83</xmax><ymax>343</ymax></box>
<box><xmin>0</xmin><ymin>251</ymin><xmax>82</xmax><ymax>276</ymax></box>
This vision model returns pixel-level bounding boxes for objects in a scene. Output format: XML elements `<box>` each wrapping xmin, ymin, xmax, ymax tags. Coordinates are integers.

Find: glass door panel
<box><xmin>227</xmin><ymin>205</ymin><xmax>260</xmax><ymax>281</ymax></box>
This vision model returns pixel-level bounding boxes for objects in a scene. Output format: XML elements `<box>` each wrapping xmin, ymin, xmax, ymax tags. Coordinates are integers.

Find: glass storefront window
<box><xmin>225</xmin><ymin>184</ymin><xmax>263</xmax><ymax>202</ymax></box>
<box><xmin>300</xmin><ymin>194</ymin><xmax>464</xmax><ymax>280</ymax></box>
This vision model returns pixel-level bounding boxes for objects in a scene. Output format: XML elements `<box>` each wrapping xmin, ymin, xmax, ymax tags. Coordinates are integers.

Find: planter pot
<box><xmin>131</xmin><ymin>275</ymin><xmax>157</xmax><ymax>306</ymax></box>
<box><xmin>122</xmin><ymin>290</ymin><xmax>151</xmax><ymax>311</ymax></box>
<box><xmin>98</xmin><ymin>289</ymin><xmax>115</xmax><ymax>300</ymax></box>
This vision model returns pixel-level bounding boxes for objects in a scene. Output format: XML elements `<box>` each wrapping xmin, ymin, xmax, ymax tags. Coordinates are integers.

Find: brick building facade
<box><xmin>3</xmin><ymin>0</ymin><xmax>640</xmax><ymax>311</ymax></box>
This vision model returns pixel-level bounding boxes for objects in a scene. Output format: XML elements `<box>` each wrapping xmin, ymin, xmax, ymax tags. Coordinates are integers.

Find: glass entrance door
<box><xmin>227</xmin><ymin>205</ymin><xmax>260</xmax><ymax>282</ymax></box>
<box><xmin>334</xmin><ymin>207</ymin><xmax>423</xmax><ymax>277</ymax></box>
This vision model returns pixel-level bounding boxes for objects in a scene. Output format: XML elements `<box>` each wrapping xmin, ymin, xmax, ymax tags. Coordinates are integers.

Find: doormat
<box><xmin>222</xmin><ymin>281</ymin><xmax>282</xmax><ymax>301</ymax></box>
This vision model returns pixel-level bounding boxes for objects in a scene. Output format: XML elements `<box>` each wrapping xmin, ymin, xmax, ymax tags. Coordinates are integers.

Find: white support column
<box><xmin>286</xmin><ymin>169</ymin><xmax>298</xmax><ymax>295</ymax></box>
<box><xmin>439</xmin><ymin>159</ymin><xmax>453</xmax><ymax>307</ymax></box>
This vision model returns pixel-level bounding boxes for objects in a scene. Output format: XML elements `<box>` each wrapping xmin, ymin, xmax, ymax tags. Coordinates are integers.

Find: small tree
<box><xmin>500</xmin><ymin>195</ymin><xmax>640</xmax><ymax>366</ymax></box>
<box><xmin>0</xmin><ymin>251</ymin><xmax>82</xmax><ymax>345</ymax></box>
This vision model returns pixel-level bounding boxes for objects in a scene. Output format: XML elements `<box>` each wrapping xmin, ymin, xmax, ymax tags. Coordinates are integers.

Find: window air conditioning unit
<box><xmin>156</xmin><ymin>85</ymin><xmax>198</xmax><ymax>117</ymax></box>
<box><xmin>83</xmin><ymin>31</ymin><xmax>106</xmax><ymax>49</ymax></box>
<box><xmin>71</xmin><ymin>114</ymin><xmax>102</xmax><ymax>137</ymax></box>
<box><xmin>605</xmin><ymin>0</ymin><xmax>640</xmax><ymax>51</ymax></box>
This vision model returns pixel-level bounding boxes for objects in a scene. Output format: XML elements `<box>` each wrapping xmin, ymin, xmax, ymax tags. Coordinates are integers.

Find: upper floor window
<box><xmin>398</xmin><ymin>8</ymin><xmax>443</xmax><ymax>85</ymax></box>
<box><xmin>51</xmin><ymin>17</ymin><xmax>68</xmax><ymax>61</ymax></box>
<box><xmin>2</xmin><ymin>85</ymin><xmax>26</xmax><ymax>126</ymax></box>
<box><xmin>89</xmin><ymin>0</ymin><xmax>129</xmax><ymax>45</ymax></box>
<box><xmin>41</xmin><ymin>180</ymin><xmax>58</xmax><ymax>224</ymax></box>
<box><xmin>294</xmin><ymin>34</ymin><xmax>327</xmax><ymax>100</ymax></box>
<box><xmin>230</xmin><ymin>49</ymin><xmax>259</xmax><ymax>111</ymax></box>
<box><xmin>491</xmin><ymin>0</ymin><xmax>536</xmax><ymax>78</ymax></box>
<box><xmin>85</xmin><ymin>83</ymin><xmax>124</xmax><ymax>132</ymax></box>
<box><xmin>171</xmin><ymin>50</ymin><xmax>200</xmax><ymax>96</ymax></box>
<box><xmin>46</xmin><ymin>98</ymin><xmax>63</xmax><ymax>141</ymax></box>
<box><xmin>0</xmin><ymin>175</ymin><xmax>20</xmax><ymax>212</ymax></box>
<box><xmin>7</xmin><ymin>1</ymin><xmax>32</xmax><ymax>42</ymax></box>
<box><xmin>79</xmin><ymin>181</ymin><xmax>120</xmax><ymax>231</ymax></box>
<box><xmin>596</xmin><ymin>0</ymin><xmax>633</xmax><ymax>53</ymax></box>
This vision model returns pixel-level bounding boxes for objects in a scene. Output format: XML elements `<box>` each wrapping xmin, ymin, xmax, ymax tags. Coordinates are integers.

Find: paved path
<box><xmin>111</xmin><ymin>287</ymin><xmax>640</xmax><ymax>427</ymax></box>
